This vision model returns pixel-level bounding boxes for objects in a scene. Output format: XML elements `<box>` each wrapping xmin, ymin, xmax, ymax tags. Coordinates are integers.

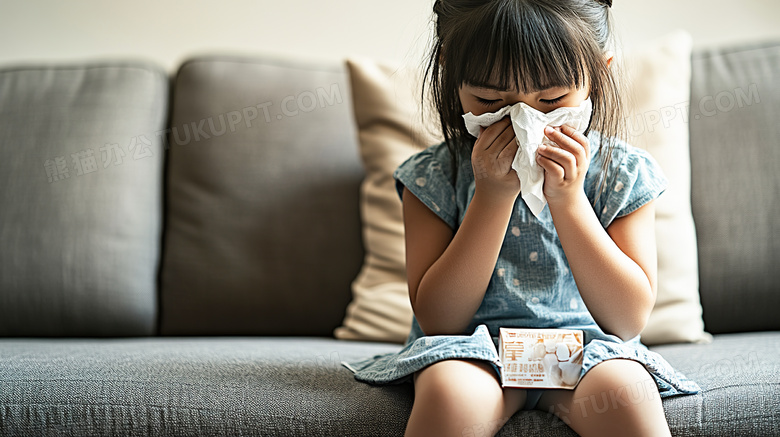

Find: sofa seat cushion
<box><xmin>1</xmin><ymin>334</ymin><xmax>777</xmax><ymax>436</ymax></box>
<box><xmin>0</xmin><ymin>338</ymin><xmax>408</xmax><ymax>436</ymax></box>
<box><xmin>648</xmin><ymin>331</ymin><xmax>780</xmax><ymax>436</ymax></box>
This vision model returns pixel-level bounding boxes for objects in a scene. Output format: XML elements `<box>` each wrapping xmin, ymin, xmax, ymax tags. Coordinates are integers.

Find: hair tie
<box><xmin>598</xmin><ymin>0</ymin><xmax>612</xmax><ymax>7</ymax></box>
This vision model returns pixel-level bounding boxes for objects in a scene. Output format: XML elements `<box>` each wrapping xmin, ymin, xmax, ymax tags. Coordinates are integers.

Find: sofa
<box><xmin>0</xmin><ymin>36</ymin><xmax>778</xmax><ymax>436</ymax></box>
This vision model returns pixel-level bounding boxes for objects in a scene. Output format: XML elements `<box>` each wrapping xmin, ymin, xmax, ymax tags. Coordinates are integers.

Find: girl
<box><xmin>343</xmin><ymin>1</ymin><xmax>700</xmax><ymax>436</ymax></box>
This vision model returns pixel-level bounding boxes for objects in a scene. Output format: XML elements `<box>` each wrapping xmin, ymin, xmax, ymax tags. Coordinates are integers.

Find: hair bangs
<box><xmin>454</xmin><ymin>1</ymin><xmax>590</xmax><ymax>94</ymax></box>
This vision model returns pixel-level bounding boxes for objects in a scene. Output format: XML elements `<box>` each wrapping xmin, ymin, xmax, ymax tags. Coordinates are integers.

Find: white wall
<box><xmin>1</xmin><ymin>0</ymin><xmax>779</xmax><ymax>74</ymax></box>
<box><xmin>611</xmin><ymin>0</ymin><xmax>780</xmax><ymax>51</ymax></box>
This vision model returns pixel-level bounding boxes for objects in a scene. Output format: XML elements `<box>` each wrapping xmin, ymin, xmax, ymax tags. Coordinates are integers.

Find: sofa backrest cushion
<box><xmin>689</xmin><ymin>40</ymin><xmax>780</xmax><ymax>333</ymax></box>
<box><xmin>0</xmin><ymin>61</ymin><xmax>168</xmax><ymax>336</ymax></box>
<box><xmin>160</xmin><ymin>56</ymin><xmax>363</xmax><ymax>336</ymax></box>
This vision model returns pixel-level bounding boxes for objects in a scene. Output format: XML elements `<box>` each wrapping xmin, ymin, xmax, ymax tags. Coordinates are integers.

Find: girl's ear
<box><xmin>604</xmin><ymin>51</ymin><xmax>615</xmax><ymax>68</ymax></box>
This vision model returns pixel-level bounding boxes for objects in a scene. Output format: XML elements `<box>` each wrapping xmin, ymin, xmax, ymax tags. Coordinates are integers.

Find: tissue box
<box><xmin>498</xmin><ymin>328</ymin><xmax>584</xmax><ymax>389</ymax></box>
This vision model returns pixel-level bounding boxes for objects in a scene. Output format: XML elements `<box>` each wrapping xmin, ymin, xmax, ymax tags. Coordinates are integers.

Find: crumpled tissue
<box><xmin>462</xmin><ymin>97</ymin><xmax>593</xmax><ymax>217</ymax></box>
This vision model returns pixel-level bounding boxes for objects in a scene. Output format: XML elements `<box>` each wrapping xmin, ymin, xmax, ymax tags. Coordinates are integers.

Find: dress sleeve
<box><xmin>393</xmin><ymin>142</ymin><xmax>459</xmax><ymax>229</ymax></box>
<box><xmin>586</xmin><ymin>138</ymin><xmax>669</xmax><ymax>229</ymax></box>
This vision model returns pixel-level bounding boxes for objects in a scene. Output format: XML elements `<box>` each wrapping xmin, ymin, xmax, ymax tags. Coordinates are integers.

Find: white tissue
<box><xmin>462</xmin><ymin>98</ymin><xmax>593</xmax><ymax>217</ymax></box>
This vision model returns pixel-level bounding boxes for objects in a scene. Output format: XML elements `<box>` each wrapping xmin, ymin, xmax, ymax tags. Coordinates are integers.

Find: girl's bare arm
<box><xmin>402</xmin><ymin>186</ymin><xmax>515</xmax><ymax>335</ymax></box>
<box><xmin>538</xmin><ymin>124</ymin><xmax>658</xmax><ymax>341</ymax></box>
<box><xmin>403</xmin><ymin>118</ymin><xmax>521</xmax><ymax>335</ymax></box>
<box><xmin>550</xmin><ymin>195</ymin><xmax>658</xmax><ymax>341</ymax></box>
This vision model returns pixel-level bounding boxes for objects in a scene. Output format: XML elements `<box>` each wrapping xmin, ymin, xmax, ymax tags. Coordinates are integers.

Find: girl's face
<box><xmin>458</xmin><ymin>81</ymin><xmax>590</xmax><ymax>116</ymax></box>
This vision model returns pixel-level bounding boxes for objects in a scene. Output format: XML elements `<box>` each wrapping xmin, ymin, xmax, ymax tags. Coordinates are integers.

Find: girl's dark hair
<box><xmin>422</xmin><ymin>0</ymin><xmax>625</xmax><ymax>194</ymax></box>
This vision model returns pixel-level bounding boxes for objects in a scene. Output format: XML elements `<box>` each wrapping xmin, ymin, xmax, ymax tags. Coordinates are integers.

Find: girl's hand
<box><xmin>536</xmin><ymin>124</ymin><xmax>590</xmax><ymax>206</ymax></box>
<box><xmin>471</xmin><ymin>117</ymin><xmax>521</xmax><ymax>203</ymax></box>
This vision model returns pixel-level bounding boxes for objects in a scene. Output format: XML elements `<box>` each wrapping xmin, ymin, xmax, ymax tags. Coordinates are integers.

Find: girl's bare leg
<box><xmin>405</xmin><ymin>359</ymin><xmax>527</xmax><ymax>437</ymax></box>
<box><xmin>537</xmin><ymin>358</ymin><xmax>672</xmax><ymax>437</ymax></box>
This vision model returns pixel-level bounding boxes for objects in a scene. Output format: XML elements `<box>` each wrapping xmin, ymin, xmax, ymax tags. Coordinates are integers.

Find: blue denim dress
<box><xmin>342</xmin><ymin>131</ymin><xmax>701</xmax><ymax>402</ymax></box>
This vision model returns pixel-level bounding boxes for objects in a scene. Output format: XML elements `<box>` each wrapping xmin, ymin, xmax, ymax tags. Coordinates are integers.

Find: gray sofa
<box><xmin>0</xmin><ymin>39</ymin><xmax>778</xmax><ymax>436</ymax></box>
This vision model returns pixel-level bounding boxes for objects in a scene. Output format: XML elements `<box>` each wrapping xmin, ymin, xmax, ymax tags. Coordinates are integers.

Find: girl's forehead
<box><xmin>463</xmin><ymin>76</ymin><xmax>574</xmax><ymax>93</ymax></box>
<box><xmin>463</xmin><ymin>79</ymin><xmax>514</xmax><ymax>92</ymax></box>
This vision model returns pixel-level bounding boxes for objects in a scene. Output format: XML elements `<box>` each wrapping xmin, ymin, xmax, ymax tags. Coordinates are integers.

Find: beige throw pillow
<box><xmin>333</xmin><ymin>58</ymin><xmax>441</xmax><ymax>343</ymax></box>
<box><xmin>622</xmin><ymin>30</ymin><xmax>712</xmax><ymax>345</ymax></box>
<box><xmin>336</xmin><ymin>30</ymin><xmax>712</xmax><ymax>346</ymax></box>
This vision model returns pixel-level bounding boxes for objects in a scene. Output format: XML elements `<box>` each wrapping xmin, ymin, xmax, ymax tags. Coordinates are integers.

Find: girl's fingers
<box><xmin>560</xmin><ymin>124</ymin><xmax>590</xmax><ymax>160</ymax></box>
<box><xmin>536</xmin><ymin>153</ymin><xmax>565</xmax><ymax>182</ymax></box>
<box><xmin>496</xmin><ymin>122</ymin><xmax>518</xmax><ymax>150</ymax></box>
<box><xmin>478</xmin><ymin>118</ymin><xmax>512</xmax><ymax>151</ymax></box>
<box><xmin>498</xmin><ymin>137</ymin><xmax>519</xmax><ymax>165</ymax></box>
<box><xmin>472</xmin><ymin>118</ymin><xmax>519</xmax><ymax>178</ymax></box>
<box><xmin>537</xmin><ymin>144</ymin><xmax>576</xmax><ymax>179</ymax></box>
<box><xmin>486</xmin><ymin>120</ymin><xmax>516</xmax><ymax>155</ymax></box>
<box><xmin>544</xmin><ymin>125</ymin><xmax>588</xmax><ymax>163</ymax></box>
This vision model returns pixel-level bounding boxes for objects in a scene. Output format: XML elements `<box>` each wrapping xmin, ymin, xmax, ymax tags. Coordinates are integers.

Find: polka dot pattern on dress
<box><xmin>361</xmin><ymin>139</ymin><xmax>689</xmax><ymax>395</ymax></box>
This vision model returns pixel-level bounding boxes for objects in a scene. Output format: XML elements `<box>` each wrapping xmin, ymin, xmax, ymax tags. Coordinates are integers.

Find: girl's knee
<box><xmin>414</xmin><ymin>359</ymin><xmax>502</xmax><ymax>399</ymax></box>
<box><xmin>409</xmin><ymin>360</ymin><xmax>526</xmax><ymax>436</ymax></box>
<box><xmin>542</xmin><ymin>360</ymin><xmax>671</xmax><ymax>437</ymax></box>
<box><xmin>413</xmin><ymin>359</ymin><xmax>525</xmax><ymax>414</ymax></box>
<box><xmin>584</xmin><ymin>359</ymin><xmax>655</xmax><ymax>390</ymax></box>
<box><xmin>576</xmin><ymin>359</ymin><xmax>660</xmax><ymax>412</ymax></box>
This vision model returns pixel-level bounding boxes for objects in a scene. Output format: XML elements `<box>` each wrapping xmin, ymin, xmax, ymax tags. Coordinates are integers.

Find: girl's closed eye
<box><xmin>475</xmin><ymin>93</ymin><xmax>568</xmax><ymax>108</ymax></box>
<box><xmin>540</xmin><ymin>95</ymin><xmax>567</xmax><ymax>105</ymax></box>
<box><xmin>476</xmin><ymin>97</ymin><xmax>502</xmax><ymax>107</ymax></box>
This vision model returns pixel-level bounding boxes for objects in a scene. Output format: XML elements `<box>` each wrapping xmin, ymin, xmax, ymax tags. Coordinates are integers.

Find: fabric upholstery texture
<box><xmin>160</xmin><ymin>56</ymin><xmax>364</xmax><ymax>336</ymax></box>
<box><xmin>0</xmin><ymin>61</ymin><xmax>167</xmax><ymax>336</ymax></box>
<box><xmin>0</xmin><ymin>338</ymin><xmax>409</xmax><ymax>436</ymax></box>
<box><xmin>688</xmin><ymin>40</ymin><xmax>780</xmax><ymax>334</ymax></box>
<box><xmin>648</xmin><ymin>332</ymin><xmax>780</xmax><ymax>436</ymax></box>
<box><xmin>1</xmin><ymin>333</ymin><xmax>777</xmax><ymax>436</ymax></box>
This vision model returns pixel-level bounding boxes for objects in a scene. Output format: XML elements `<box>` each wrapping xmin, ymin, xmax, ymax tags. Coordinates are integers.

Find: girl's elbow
<box><xmin>618</xmin><ymin>317</ymin><xmax>648</xmax><ymax>342</ymax></box>
<box><xmin>414</xmin><ymin>319</ymin><xmax>449</xmax><ymax>337</ymax></box>
<box><xmin>616</xmin><ymin>277</ymin><xmax>655</xmax><ymax>336</ymax></box>
<box><xmin>618</xmin><ymin>298</ymin><xmax>654</xmax><ymax>341</ymax></box>
<box><xmin>412</xmin><ymin>304</ymin><xmax>467</xmax><ymax>336</ymax></box>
